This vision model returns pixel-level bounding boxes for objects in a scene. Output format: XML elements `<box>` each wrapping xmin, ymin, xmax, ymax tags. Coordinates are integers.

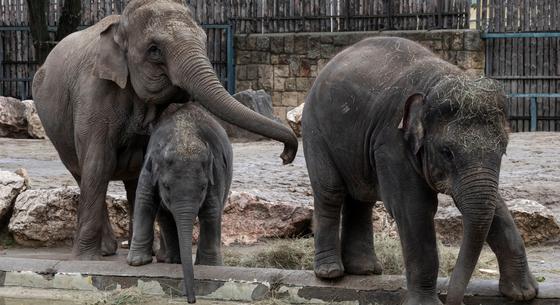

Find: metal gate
<box><xmin>202</xmin><ymin>24</ymin><xmax>235</xmax><ymax>94</ymax></box>
<box><xmin>483</xmin><ymin>32</ymin><xmax>560</xmax><ymax>132</ymax></box>
<box><xmin>0</xmin><ymin>24</ymin><xmax>235</xmax><ymax>99</ymax></box>
<box><xmin>476</xmin><ymin>1</ymin><xmax>560</xmax><ymax>132</ymax></box>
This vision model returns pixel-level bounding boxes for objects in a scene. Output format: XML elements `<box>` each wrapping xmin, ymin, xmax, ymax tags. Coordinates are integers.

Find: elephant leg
<box><xmin>305</xmin><ymin>137</ymin><xmax>346</xmax><ymax>279</ymax></box>
<box><xmin>74</xmin><ymin>144</ymin><xmax>117</xmax><ymax>260</ymax></box>
<box><xmin>195</xmin><ymin>191</ymin><xmax>223</xmax><ymax>266</ymax></box>
<box><xmin>127</xmin><ymin>170</ymin><xmax>157</xmax><ymax>266</ymax></box>
<box><xmin>341</xmin><ymin>198</ymin><xmax>382</xmax><ymax>275</ymax></box>
<box><xmin>156</xmin><ymin>208</ymin><xmax>181</xmax><ymax>264</ymax></box>
<box><xmin>375</xmin><ymin>151</ymin><xmax>441</xmax><ymax>305</ymax></box>
<box><xmin>100</xmin><ymin>205</ymin><xmax>118</xmax><ymax>256</ymax></box>
<box><xmin>123</xmin><ymin>179</ymin><xmax>138</xmax><ymax>246</ymax></box>
<box><xmin>486</xmin><ymin>195</ymin><xmax>537</xmax><ymax>301</ymax></box>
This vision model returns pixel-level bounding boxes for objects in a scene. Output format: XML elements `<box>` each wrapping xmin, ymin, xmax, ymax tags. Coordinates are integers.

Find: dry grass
<box><xmin>87</xmin><ymin>288</ymin><xmax>147</xmax><ymax>305</ymax></box>
<box><xmin>428</xmin><ymin>74</ymin><xmax>509</xmax><ymax>152</ymax></box>
<box><xmin>224</xmin><ymin>234</ymin><xmax>499</xmax><ymax>279</ymax></box>
<box><xmin>224</xmin><ymin>238</ymin><xmax>314</xmax><ymax>270</ymax></box>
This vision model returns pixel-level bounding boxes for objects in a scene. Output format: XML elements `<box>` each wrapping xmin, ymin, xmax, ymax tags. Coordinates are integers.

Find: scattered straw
<box><xmin>428</xmin><ymin>74</ymin><xmax>509</xmax><ymax>153</ymax></box>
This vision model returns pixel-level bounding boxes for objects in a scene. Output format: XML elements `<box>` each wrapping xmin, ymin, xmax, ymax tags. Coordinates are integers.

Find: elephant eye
<box><xmin>147</xmin><ymin>45</ymin><xmax>163</xmax><ymax>61</ymax></box>
<box><xmin>441</xmin><ymin>146</ymin><xmax>454</xmax><ymax>161</ymax></box>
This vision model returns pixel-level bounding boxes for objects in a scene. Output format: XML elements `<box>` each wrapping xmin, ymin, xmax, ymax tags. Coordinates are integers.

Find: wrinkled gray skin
<box><xmin>127</xmin><ymin>103</ymin><xmax>231</xmax><ymax>303</ymax></box>
<box><xmin>302</xmin><ymin>37</ymin><xmax>537</xmax><ymax>305</ymax></box>
<box><xmin>32</xmin><ymin>0</ymin><xmax>297</xmax><ymax>259</ymax></box>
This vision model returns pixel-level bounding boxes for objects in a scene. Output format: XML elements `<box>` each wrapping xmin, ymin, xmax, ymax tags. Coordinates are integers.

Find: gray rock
<box><xmin>0</xmin><ymin>97</ymin><xmax>46</xmax><ymax>139</ymax></box>
<box><xmin>217</xmin><ymin>191</ymin><xmax>313</xmax><ymax>245</ymax></box>
<box><xmin>216</xmin><ymin>89</ymin><xmax>283</xmax><ymax>142</ymax></box>
<box><xmin>8</xmin><ymin>187</ymin><xmax>129</xmax><ymax>247</ymax></box>
<box><xmin>286</xmin><ymin>103</ymin><xmax>304</xmax><ymax>137</ymax></box>
<box><xmin>22</xmin><ymin>100</ymin><xmax>46</xmax><ymax>139</ymax></box>
<box><xmin>0</xmin><ymin>96</ymin><xmax>28</xmax><ymax>138</ymax></box>
<box><xmin>0</xmin><ymin>170</ymin><xmax>28</xmax><ymax>224</ymax></box>
<box><xmin>434</xmin><ymin>199</ymin><xmax>560</xmax><ymax>245</ymax></box>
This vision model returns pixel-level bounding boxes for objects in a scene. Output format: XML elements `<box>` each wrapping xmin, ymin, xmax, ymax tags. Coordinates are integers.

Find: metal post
<box><xmin>226</xmin><ymin>24</ymin><xmax>235</xmax><ymax>94</ymax></box>
<box><xmin>530</xmin><ymin>97</ymin><xmax>537</xmax><ymax>132</ymax></box>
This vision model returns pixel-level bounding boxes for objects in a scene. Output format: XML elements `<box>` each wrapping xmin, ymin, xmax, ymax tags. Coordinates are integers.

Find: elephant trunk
<box><xmin>169</xmin><ymin>42</ymin><xmax>298</xmax><ymax>164</ymax></box>
<box><xmin>174</xmin><ymin>206</ymin><xmax>197</xmax><ymax>303</ymax></box>
<box><xmin>446</xmin><ymin>166</ymin><xmax>498</xmax><ymax>305</ymax></box>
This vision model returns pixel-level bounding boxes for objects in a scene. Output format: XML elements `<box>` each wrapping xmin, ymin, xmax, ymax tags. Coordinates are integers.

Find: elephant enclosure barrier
<box><xmin>0</xmin><ymin>0</ymin><xmax>470</xmax><ymax>100</ymax></box>
<box><xmin>2</xmin><ymin>0</ymin><xmax>560</xmax><ymax>131</ymax></box>
<box><xmin>474</xmin><ymin>0</ymin><xmax>560</xmax><ymax>131</ymax></box>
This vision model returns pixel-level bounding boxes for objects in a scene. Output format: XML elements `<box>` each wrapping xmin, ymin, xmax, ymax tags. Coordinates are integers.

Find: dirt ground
<box><xmin>1</xmin><ymin>133</ymin><xmax>559</xmax><ymax>283</ymax></box>
<box><xmin>1</xmin><ymin>132</ymin><xmax>559</xmax><ymax>219</ymax></box>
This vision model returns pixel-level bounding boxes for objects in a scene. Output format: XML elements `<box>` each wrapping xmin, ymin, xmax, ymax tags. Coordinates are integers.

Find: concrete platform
<box><xmin>0</xmin><ymin>257</ymin><xmax>558</xmax><ymax>304</ymax></box>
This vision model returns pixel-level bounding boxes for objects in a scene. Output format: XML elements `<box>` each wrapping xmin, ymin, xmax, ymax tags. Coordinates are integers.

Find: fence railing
<box><xmin>0</xmin><ymin>0</ymin><xmax>471</xmax><ymax>32</ymax></box>
<box><xmin>210</xmin><ymin>0</ymin><xmax>471</xmax><ymax>33</ymax></box>
<box><xmin>474</xmin><ymin>0</ymin><xmax>560</xmax><ymax>33</ymax></box>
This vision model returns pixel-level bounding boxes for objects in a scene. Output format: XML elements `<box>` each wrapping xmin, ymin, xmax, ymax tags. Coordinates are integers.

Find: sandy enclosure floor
<box><xmin>1</xmin><ymin>133</ymin><xmax>560</xmax><ymax>281</ymax></box>
<box><xmin>1</xmin><ymin>132</ymin><xmax>559</xmax><ymax>216</ymax></box>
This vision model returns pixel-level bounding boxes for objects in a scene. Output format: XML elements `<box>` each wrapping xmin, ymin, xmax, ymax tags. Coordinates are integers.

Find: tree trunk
<box><xmin>27</xmin><ymin>0</ymin><xmax>82</xmax><ymax>65</ymax></box>
<box><xmin>27</xmin><ymin>0</ymin><xmax>51</xmax><ymax>64</ymax></box>
<box><xmin>55</xmin><ymin>0</ymin><xmax>82</xmax><ymax>42</ymax></box>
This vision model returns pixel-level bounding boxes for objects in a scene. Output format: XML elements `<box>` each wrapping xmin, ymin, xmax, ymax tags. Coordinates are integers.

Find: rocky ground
<box><xmin>0</xmin><ymin>132</ymin><xmax>559</xmax><ymax>284</ymax></box>
<box><xmin>1</xmin><ymin>132</ymin><xmax>560</xmax><ymax>218</ymax></box>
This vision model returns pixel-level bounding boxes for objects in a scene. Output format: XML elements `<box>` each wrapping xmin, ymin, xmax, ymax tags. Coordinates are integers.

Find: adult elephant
<box><xmin>32</xmin><ymin>0</ymin><xmax>297</xmax><ymax>260</ymax></box>
<box><xmin>302</xmin><ymin>37</ymin><xmax>537</xmax><ymax>305</ymax></box>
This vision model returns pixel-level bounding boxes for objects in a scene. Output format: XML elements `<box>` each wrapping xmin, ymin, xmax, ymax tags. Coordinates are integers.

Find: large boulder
<box><xmin>0</xmin><ymin>97</ymin><xmax>46</xmax><ymax>139</ymax></box>
<box><xmin>22</xmin><ymin>100</ymin><xmax>46</xmax><ymax>139</ymax></box>
<box><xmin>216</xmin><ymin>90</ymin><xmax>283</xmax><ymax>142</ymax></box>
<box><xmin>286</xmin><ymin>103</ymin><xmax>304</xmax><ymax>137</ymax></box>
<box><xmin>216</xmin><ymin>191</ymin><xmax>313</xmax><ymax>245</ymax></box>
<box><xmin>0</xmin><ymin>169</ymin><xmax>28</xmax><ymax>224</ymax></box>
<box><xmin>8</xmin><ymin>187</ymin><xmax>129</xmax><ymax>247</ymax></box>
<box><xmin>434</xmin><ymin>199</ymin><xmax>560</xmax><ymax>245</ymax></box>
<box><xmin>0</xmin><ymin>96</ymin><xmax>29</xmax><ymax>138</ymax></box>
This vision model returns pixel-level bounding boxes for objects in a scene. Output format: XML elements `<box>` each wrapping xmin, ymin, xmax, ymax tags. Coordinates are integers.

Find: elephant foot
<box><xmin>127</xmin><ymin>250</ymin><xmax>154</xmax><ymax>266</ymax></box>
<box><xmin>74</xmin><ymin>251</ymin><xmax>103</xmax><ymax>261</ymax></box>
<box><xmin>343</xmin><ymin>254</ymin><xmax>383</xmax><ymax>275</ymax></box>
<box><xmin>155</xmin><ymin>246</ymin><xmax>181</xmax><ymax>264</ymax></box>
<box><xmin>403</xmin><ymin>293</ymin><xmax>443</xmax><ymax>305</ymax></box>
<box><xmin>499</xmin><ymin>270</ymin><xmax>538</xmax><ymax>301</ymax></box>
<box><xmin>101</xmin><ymin>226</ymin><xmax>118</xmax><ymax>256</ymax></box>
<box><xmin>314</xmin><ymin>261</ymin><xmax>344</xmax><ymax>279</ymax></box>
<box><xmin>156</xmin><ymin>252</ymin><xmax>181</xmax><ymax>264</ymax></box>
<box><xmin>195</xmin><ymin>254</ymin><xmax>223</xmax><ymax>266</ymax></box>
<box><xmin>101</xmin><ymin>237</ymin><xmax>118</xmax><ymax>256</ymax></box>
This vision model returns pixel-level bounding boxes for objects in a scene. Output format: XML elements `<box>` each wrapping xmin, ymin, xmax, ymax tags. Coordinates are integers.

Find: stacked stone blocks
<box><xmin>235</xmin><ymin>30</ymin><xmax>484</xmax><ymax>123</ymax></box>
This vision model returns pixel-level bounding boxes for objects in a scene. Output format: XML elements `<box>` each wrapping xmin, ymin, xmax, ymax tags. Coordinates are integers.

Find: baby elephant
<box><xmin>127</xmin><ymin>103</ymin><xmax>232</xmax><ymax>303</ymax></box>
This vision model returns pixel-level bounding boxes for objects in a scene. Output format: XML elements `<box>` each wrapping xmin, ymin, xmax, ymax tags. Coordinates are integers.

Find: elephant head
<box><xmin>94</xmin><ymin>0</ymin><xmax>297</xmax><ymax>164</ymax></box>
<box><xmin>400</xmin><ymin>75</ymin><xmax>508</xmax><ymax>305</ymax></box>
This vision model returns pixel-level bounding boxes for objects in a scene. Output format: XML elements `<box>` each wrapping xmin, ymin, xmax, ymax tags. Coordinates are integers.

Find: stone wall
<box><xmin>234</xmin><ymin>30</ymin><xmax>484</xmax><ymax>122</ymax></box>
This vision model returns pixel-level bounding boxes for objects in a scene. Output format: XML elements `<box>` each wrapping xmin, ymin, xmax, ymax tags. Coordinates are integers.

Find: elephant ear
<box><xmin>398</xmin><ymin>93</ymin><xmax>425</xmax><ymax>155</ymax></box>
<box><xmin>94</xmin><ymin>21</ymin><xmax>128</xmax><ymax>89</ymax></box>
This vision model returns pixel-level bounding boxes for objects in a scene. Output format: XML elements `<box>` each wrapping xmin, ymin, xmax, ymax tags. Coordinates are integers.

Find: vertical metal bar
<box><xmin>476</xmin><ymin>0</ymin><xmax>481</xmax><ymax>30</ymax></box>
<box><xmin>530</xmin><ymin>96</ymin><xmax>537</xmax><ymax>131</ymax></box>
<box><xmin>0</xmin><ymin>30</ymin><xmax>3</xmax><ymax>97</ymax></box>
<box><xmin>226</xmin><ymin>24</ymin><xmax>235</xmax><ymax>94</ymax></box>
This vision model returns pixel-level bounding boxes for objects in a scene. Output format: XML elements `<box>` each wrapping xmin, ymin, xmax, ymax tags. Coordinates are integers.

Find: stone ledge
<box><xmin>0</xmin><ymin>257</ymin><xmax>557</xmax><ymax>304</ymax></box>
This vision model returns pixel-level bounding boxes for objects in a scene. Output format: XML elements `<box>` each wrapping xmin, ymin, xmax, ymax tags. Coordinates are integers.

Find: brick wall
<box><xmin>234</xmin><ymin>30</ymin><xmax>485</xmax><ymax>122</ymax></box>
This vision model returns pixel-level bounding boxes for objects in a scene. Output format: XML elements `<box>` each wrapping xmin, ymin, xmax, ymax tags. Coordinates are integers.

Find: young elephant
<box><xmin>302</xmin><ymin>37</ymin><xmax>537</xmax><ymax>305</ymax></box>
<box><xmin>127</xmin><ymin>103</ymin><xmax>232</xmax><ymax>303</ymax></box>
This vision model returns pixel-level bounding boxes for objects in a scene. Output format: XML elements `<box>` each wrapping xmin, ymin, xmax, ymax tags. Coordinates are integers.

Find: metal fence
<box><xmin>0</xmin><ymin>0</ymin><xmax>236</xmax><ymax>99</ymax></box>
<box><xmin>0</xmin><ymin>0</ymin><xmax>471</xmax><ymax>100</ymax></box>
<box><xmin>213</xmin><ymin>0</ymin><xmax>471</xmax><ymax>33</ymax></box>
<box><xmin>476</xmin><ymin>0</ymin><xmax>560</xmax><ymax>131</ymax></box>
